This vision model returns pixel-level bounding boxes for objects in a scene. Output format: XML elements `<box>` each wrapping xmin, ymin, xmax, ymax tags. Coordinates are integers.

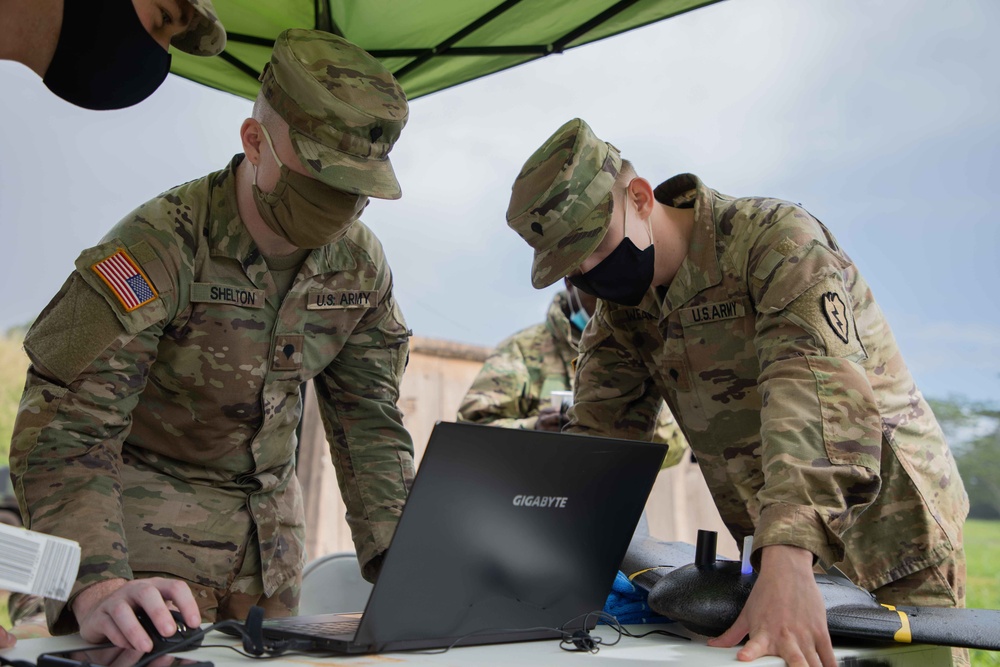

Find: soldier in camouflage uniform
<box><xmin>505</xmin><ymin>119</ymin><xmax>969</xmax><ymax>667</ymax></box>
<box><xmin>9</xmin><ymin>30</ymin><xmax>414</xmax><ymax>653</ymax></box>
<box><xmin>1</xmin><ymin>0</ymin><xmax>225</xmax><ymax>110</ymax></box>
<box><xmin>457</xmin><ymin>284</ymin><xmax>688</xmax><ymax>468</ymax></box>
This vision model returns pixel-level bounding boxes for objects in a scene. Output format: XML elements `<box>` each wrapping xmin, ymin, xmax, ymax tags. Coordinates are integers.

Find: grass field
<box><xmin>1</xmin><ymin>336</ymin><xmax>27</xmax><ymax>636</ymax></box>
<box><xmin>964</xmin><ymin>519</ymin><xmax>1000</xmax><ymax>666</ymax></box>
<box><xmin>0</xmin><ymin>334</ymin><xmax>29</xmax><ymax>466</ymax></box>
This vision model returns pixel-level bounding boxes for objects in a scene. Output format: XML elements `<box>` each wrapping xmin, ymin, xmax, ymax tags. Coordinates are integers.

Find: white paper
<box><xmin>0</xmin><ymin>522</ymin><xmax>80</xmax><ymax>601</ymax></box>
<box><xmin>550</xmin><ymin>390</ymin><xmax>573</xmax><ymax>411</ymax></box>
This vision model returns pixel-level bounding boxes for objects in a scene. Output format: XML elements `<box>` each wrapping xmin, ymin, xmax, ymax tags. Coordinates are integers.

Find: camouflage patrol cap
<box><xmin>259</xmin><ymin>29</ymin><xmax>409</xmax><ymax>199</ymax></box>
<box><xmin>507</xmin><ymin>118</ymin><xmax>621</xmax><ymax>289</ymax></box>
<box><xmin>170</xmin><ymin>0</ymin><xmax>226</xmax><ymax>56</ymax></box>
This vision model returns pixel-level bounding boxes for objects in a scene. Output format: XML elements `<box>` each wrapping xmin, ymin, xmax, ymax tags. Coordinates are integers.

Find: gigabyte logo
<box><xmin>513</xmin><ymin>495</ymin><xmax>568</xmax><ymax>508</ymax></box>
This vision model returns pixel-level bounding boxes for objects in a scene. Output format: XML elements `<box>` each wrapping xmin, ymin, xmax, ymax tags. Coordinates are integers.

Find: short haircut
<box><xmin>611</xmin><ymin>158</ymin><xmax>637</xmax><ymax>205</ymax></box>
<box><xmin>252</xmin><ymin>93</ymin><xmax>287</xmax><ymax>134</ymax></box>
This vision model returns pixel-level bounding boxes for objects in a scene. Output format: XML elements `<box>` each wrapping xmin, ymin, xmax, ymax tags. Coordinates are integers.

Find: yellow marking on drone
<box><xmin>627</xmin><ymin>566</ymin><xmax>671</xmax><ymax>581</ymax></box>
<box><xmin>881</xmin><ymin>604</ymin><xmax>912</xmax><ymax>643</ymax></box>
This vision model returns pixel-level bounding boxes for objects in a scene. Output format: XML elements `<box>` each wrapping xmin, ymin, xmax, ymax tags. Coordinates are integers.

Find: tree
<box><xmin>928</xmin><ymin>397</ymin><xmax>1000</xmax><ymax>520</ymax></box>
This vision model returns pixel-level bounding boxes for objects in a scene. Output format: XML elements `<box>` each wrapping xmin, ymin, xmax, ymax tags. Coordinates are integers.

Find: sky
<box><xmin>1</xmin><ymin>0</ymin><xmax>998</xmax><ymax>404</ymax></box>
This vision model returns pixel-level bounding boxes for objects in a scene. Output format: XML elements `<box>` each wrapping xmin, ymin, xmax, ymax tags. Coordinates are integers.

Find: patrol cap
<box><xmin>507</xmin><ymin>118</ymin><xmax>621</xmax><ymax>289</ymax></box>
<box><xmin>259</xmin><ymin>29</ymin><xmax>409</xmax><ymax>200</ymax></box>
<box><xmin>170</xmin><ymin>0</ymin><xmax>226</xmax><ymax>56</ymax></box>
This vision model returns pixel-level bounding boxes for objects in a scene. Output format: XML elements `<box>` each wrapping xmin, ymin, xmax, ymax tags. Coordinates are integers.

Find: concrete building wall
<box><xmin>297</xmin><ymin>336</ymin><xmax>737</xmax><ymax>563</ymax></box>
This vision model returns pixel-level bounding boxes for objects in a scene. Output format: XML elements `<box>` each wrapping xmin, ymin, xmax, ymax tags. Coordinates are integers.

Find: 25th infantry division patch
<box><xmin>821</xmin><ymin>292</ymin><xmax>850</xmax><ymax>344</ymax></box>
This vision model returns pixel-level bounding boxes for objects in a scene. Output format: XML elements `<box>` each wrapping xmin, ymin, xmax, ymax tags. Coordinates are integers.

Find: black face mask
<box><xmin>43</xmin><ymin>0</ymin><xmax>172</xmax><ymax>110</ymax></box>
<box><xmin>569</xmin><ymin>237</ymin><xmax>656</xmax><ymax>307</ymax></box>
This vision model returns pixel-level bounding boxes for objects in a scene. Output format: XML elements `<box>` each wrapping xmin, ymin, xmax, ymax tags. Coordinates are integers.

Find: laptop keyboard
<box><xmin>268</xmin><ymin>618</ymin><xmax>360</xmax><ymax>637</ymax></box>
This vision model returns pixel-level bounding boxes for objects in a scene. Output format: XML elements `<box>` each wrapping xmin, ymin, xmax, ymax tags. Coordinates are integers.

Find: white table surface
<box><xmin>3</xmin><ymin>625</ymin><xmax>952</xmax><ymax>667</ymax></box>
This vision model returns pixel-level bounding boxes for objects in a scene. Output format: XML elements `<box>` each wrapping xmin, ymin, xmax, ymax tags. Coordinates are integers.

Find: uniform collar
<box><xmin>207</xmin><ymin>155</ymin><xmax>258</xmax><ymax>266</ymax></box>
<box><xmin>299</xmin><ymin>235</ymin><xmax>358</xmax><ymax>278</ymax></box>
<box><xmin>653</xmin><ymin>173</ymin><xmax>724</xmax><ymax>317</ymax></box>
<box><xmin>546</xmin><ymin>290</ymin><xmax>581</xmax><ymax>354</ymax></box>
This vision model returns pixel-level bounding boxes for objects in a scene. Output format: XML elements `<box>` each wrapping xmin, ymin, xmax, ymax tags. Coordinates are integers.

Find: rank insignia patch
<box><xmin>91</xmin><ymin>249</ymin><xmax>158</xmax><ymax>312</ymax></box>
<box><xmin>821</xmin><ymin>292</ymin><xmax>849</xmax><ymax>344</ymax></box>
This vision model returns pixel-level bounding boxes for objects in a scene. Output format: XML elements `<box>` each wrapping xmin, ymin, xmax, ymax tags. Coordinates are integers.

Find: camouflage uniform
<box><xmin>9</xmin><ymin>30</ymin><xmax>414</xmax><ymax>634</ymax></box>
<box><xmin>457</xmin><ymin>291</ymin><xmax>688</xmax><ymax>467</ymax></box>
<box><xmin>506</xmin><ymin>119</ymin><xmax>969</xmax><ymax>604</ymax></box>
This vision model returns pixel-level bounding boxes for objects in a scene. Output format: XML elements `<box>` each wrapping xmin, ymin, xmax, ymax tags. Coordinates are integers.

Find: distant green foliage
<box><xmin>0</xmin><ymin>335</ymin><xmax>29</xmax><ymax>467</ymax></box>
<box><xmin>925</xmin><ymin>399</ymin><xmax>1000</xmax><ymax>665</ymax></box>
<box><xmin>0</xmin><ymin>593</ymin><xmax>9</xmax><ymax>627</ymax></box>
<box><xmin>929</xmin><ymin>397</ymin><xmax>1000</xmax><ymax>519</ymax></box>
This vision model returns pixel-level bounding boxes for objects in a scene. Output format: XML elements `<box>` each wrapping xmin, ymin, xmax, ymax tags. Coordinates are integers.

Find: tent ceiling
<box><xmin>171</xmin><ymin>0</ymin><xmax>723</xmax><ymax>101</ymax></box>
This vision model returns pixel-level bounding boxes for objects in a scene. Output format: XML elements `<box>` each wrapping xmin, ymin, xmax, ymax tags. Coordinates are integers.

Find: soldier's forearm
<box><xmin>72</xmin><ymin>578</ymin><xmax>129</xmax><ymax>621</ymax></box>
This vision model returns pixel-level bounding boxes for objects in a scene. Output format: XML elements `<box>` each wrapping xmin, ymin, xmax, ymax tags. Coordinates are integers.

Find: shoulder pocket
<box><xmin>755</xmin><ymin>241</ymin><xmax>851</xmax><ymax>314</ymax></box>
<box><xmin>75</xmin><ymin>240</ymin><xmax>168</xmax><ymax>334</ymax></box>
<box><xmin>24</xmin><ymin>273</ymin><xmax>131</xmax><ymax>385</ymax></box>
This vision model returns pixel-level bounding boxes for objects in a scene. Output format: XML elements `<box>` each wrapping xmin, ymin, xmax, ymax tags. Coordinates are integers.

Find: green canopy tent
<box><xmin>171</xmin><ymin>0</ymin><xmax>723</xmax><ymax>101</ymax></box>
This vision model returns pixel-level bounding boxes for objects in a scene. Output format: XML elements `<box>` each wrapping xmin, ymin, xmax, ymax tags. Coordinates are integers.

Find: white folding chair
<box><xmin>298</xmin><ymin>551</ymin><xmax>374</xmax><ymax>615</ymax></box>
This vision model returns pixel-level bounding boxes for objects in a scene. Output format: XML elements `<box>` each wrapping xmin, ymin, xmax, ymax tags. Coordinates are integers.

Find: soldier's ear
<box><xmin>628</xmin><ymin>177</ymin><xmax>656</xmax><ymax>218</ymax></box>
<box><xmin>240</xmin><ymin>118</ymin><xmax>264</xmax><ymax>166</ymax></box>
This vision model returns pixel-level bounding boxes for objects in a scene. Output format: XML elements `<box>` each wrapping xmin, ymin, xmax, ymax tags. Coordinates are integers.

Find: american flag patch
<box><xmin>91</xmin><ymin>249</ymin><xmax>158</xmax><ymax>312</ymax></box>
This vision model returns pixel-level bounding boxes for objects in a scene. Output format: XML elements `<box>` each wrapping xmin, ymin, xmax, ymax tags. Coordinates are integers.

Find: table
<box><xmin>3</xmin><ymin>626</ymin><xmax>952</xmax><ymax>667</ymax></box>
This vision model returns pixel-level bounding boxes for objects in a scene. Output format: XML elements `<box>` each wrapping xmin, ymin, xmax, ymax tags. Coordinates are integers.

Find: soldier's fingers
<box><xmin>0</xmin><ymin>626</ymin><xmax>17</xmax><ymax>648</ymax></box>
<box><xmin>707</xmin><ymin>611</ymin><xmax>749</xmax><ymax>649</ymax></box>
<box><xmin>535</xmin><ymin>412</ymin><xmax>562</xmax><ymax>431</ymax></box>
<box><xmin>128</xmin><ymin>583</ymin><xmax>180</xmax><ymax>642</ymax></box>
<box><xmin>733</xmin><ymin>631</ymin><xmax>770</xmax><ymax>662</ymax></box>
<box><xmin>772</xmin><ymin>631</ymin><xmax>819</xmax><ymax>667</ymax></box>
<box><xmin>142</xmin><ymin>577</ymin><xmax>200</xmax><ymax>628</ymax></box>
<box><xmin>818</xmin><ymin>636</ymin><xmax>837</xmax><ymax>667</ymax></box>
<box><xmin>93</xmin><ymin>612</ymin><xmax>138</xmax><ymax>653</ymax></box>
<box><xmin>106</xmin><ymin>602</ymin><xmax>153</xmax><ymax>653</ymax></box>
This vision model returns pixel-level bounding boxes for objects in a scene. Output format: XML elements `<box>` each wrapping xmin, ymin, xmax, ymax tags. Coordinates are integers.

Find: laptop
<box><xmin>261</xmin><ymin>421</ymin><xmax>667</xmax><ymax>654</ymax></box>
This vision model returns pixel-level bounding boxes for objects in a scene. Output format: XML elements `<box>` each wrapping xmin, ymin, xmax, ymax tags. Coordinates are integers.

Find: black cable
<box><xmin>556</xmin><ymin>610</ymin><xmax>690</xmax><ymax>652</ymax></box>
<box><xmin>412</xmin><ymin>625</ymin><xmax>568</xmax><ymax>655</ymax></box>
<box><xmin>132</xmin><ymin>620</ymin><xmax>248</xmax><ymax>667</ymax></box>
<box><xmin>15</xmin><ymin>609</ymin><xmax>688</xmax><ymax>667</ymax></box>
<box><xmin>132</xmin><ymin>616</ymin><xmax>315</xmax><ymax>666</ymax></box>
<box><xmin>200</xmin><ymin>645</ymin><xmax>333</xmax><ymax>661</ymax></box>
<box><xmin>409</xmin><ymin>609</ymin><xmax>685</xmax><ymax>656</ymax></box>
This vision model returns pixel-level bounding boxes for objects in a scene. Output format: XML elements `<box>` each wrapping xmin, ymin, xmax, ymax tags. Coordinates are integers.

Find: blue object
<box><xmin>601</xmin><ymin>570</ymin><xmax>672</xmax><ymax>625</ymax></box>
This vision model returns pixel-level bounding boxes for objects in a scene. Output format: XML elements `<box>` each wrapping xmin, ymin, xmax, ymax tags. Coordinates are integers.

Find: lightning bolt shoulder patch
<box><xmin>780</xmin><ymin>277</ymin><xmax>864</xmax><ymax>359</ymax></box>
<box><xmin>821</xmin><ymin>292</ymin><xmax>850</xmax><ymax>344</ymax></box>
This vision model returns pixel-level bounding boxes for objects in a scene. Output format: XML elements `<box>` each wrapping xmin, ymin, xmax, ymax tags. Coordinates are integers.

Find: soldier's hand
<box><xmin>707</xmin><ymin>545</ymin><xmax>835</xmax><ymax>667</ymax></box>
<box><xmin>534</xmin><ymin>406</ymin><xmax>564</xmax><ymax>432</ymax></box>
<box><xmin>0</xmin><ymin>624</ymin><xmax>16</xmax><ymax>649</ymax></box>
<box><xmin>72</xmin><ymin>578</ymin><xmax>201</xmax><ymax>653</ymax></box>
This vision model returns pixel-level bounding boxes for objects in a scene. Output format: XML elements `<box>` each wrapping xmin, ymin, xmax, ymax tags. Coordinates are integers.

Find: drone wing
<box><xmin>625</xmin><ymin>535</ymin><xmax>1000</xmax><ymax>651</ymax></box>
